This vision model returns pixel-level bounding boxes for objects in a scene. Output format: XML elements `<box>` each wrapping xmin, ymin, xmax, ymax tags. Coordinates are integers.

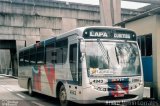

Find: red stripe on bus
<box><xmin>110</xmin><ymin>83</ymin><xmax>128</xmax><ymax>97</ymax></box>
<box><xmin>34</xmin><ymin>66</ymin><xmax>41</xmax><ymax>91</ymax></box>
<box><xmin>44</xmin><ymin>64</ymin><xmax>55</xmax><ymax>94</ymax></box>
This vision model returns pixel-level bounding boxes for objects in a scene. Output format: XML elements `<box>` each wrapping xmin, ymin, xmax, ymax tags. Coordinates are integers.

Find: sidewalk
<box><xmin>0</xmin><ymin>74</ymin><xmax>18</xmax><ymax>79</ymax></box>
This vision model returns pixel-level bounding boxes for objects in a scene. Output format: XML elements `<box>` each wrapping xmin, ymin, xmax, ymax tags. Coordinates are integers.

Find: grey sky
<box><xmin>57</xmin><ymin>0</ymin><xmax>150</xmax><ymax>9</ymax></box>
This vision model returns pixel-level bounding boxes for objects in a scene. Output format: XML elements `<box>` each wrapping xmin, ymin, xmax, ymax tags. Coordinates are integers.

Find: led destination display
<box><xmin>83</xmin><ymin>28</ymin><xmax>136</xmax><ymax>41</ymax></box>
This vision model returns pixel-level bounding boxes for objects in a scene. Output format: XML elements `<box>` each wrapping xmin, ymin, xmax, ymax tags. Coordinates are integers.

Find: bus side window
<box><xmin>24</xmin><ymin>50</ymin><xmax>30</xmax><ymax>66</ymax></box>
<box><xmin>46</xmin><ymin>43</ymin><xmax>56</xmax><ymax>64</ymax></box>
<box><xmin>56</xmin><ymin>48</ymin><xmax>63</xmax><ymax>64</ymax></box>
<box><xmin>19</xmin><ymin>52</ymin><xmax>24</xmax><ymax>66</ymax></box>
<box><xmin>30</xmin><ymin>48</ymin><xmax>36</xmax><ymax>65</ymax></box>
<box><xmin>37</xmin><ymin>46</ymin><xmax>45</xmax><ymax>64</ymax></box>
<box><xmin>69</xmin><ymin>44</ymin><xmax>77</xmax><ymax>81</ymax></box>
<box><xmin>56</xmin><ymin>39</ymin><xmax>68</xmax><ymax>64</ymax></box>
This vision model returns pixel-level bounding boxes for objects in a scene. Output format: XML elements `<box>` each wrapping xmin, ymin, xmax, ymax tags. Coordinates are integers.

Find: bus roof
<box><xmin>19</xmin><ymin>26</ymin><xmax>136</xmax><ymax>52</ymax></box>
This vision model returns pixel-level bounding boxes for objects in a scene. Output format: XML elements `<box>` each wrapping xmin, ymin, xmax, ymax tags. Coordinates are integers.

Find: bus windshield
<box><xmin>85</xmin><ymin>41</ymin><xmax>141</xmax><ymax>77</ymax></box>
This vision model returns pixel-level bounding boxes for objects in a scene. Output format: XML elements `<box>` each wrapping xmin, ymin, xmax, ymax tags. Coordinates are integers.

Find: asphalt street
<box><xmin>0</xmin><ymin>75</ymin><xmax>60</xmax><ymax>106</ymax></box>
<box><xmin>0</xmin><ymin>75</ymin><xmax>159</xmax><ymax>106</ymax></box>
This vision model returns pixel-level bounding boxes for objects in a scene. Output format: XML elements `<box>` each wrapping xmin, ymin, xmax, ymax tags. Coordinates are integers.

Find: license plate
<box><xmin>114</xmin><ymin>93</ymin><xmax>124</xmax><ymax>97</ymax></box>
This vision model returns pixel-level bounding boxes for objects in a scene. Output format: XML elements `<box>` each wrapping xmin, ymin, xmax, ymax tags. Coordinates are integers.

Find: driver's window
<box><xmin>69</xmin><ymin>44</ymin><xmax>77</xmax><ymax>81</ymax></box>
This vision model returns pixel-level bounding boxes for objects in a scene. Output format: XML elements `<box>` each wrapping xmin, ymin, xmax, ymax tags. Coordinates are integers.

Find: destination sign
<box><xmin>83</xmin><ymin>28</ymin><xmax>136</xmax><ymax>41</ymax></box>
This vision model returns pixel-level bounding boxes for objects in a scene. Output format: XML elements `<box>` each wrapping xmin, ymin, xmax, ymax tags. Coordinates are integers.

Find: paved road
<box><xmin>0</xmin><ymin>75</ymin><xmax>159</xmax><ymax>106</ymax></box>
<box><xmin>0</xmin><ymin>75</ymin><xmax>60</xmax><ymax>106</ymax></box>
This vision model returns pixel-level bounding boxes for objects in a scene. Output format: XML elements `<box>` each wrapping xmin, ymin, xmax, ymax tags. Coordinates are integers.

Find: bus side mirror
<box><xmin>80</xmin><ymin>41</ymin><xmax>86</xmax><ymax>53</ymax></box>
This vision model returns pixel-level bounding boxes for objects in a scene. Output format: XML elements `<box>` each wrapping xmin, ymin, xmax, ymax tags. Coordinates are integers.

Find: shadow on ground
<box><xmin>21</xmin><ymin>91</ymin><xmax>160</xmax><ymax>106</ymax></box>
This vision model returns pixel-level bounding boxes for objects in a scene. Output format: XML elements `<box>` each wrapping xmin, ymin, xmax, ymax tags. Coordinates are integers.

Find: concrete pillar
<box><xmin>99</xmin><ymin>0</ymin><xmax>121</xmax><ymax>26</ymax></box>
<box><xmin>62</xmin><ymin>18</ymin><xmax>77</xmax><ymax>33</ymax></box>
<box><xmin>26</xmin><ymin>35</ymin><xmax>40</xmax><ymax>46</ymax></box>
<box><xmin>152</xmin><ymin>24</ymin><xmax>158</xmax><ymax>99</ymax></box>
<box><xmin>10</xmin><ymin>49</ymin><xmax>18</xmax><ymax>77</ymax></box>
<box><xmin>40</xmin><ymin>28</ymin><xmax>55</xmax><ymax>41</ymax></box>
<box><xmin>16</xmin><ymin>40</ymin><xmax>26</xmax><ymax>51</ymax></box>
<box><xmin>0</xmin><ymin>50</ymin><xmax>11</xmax><ymax>75</ymax></box>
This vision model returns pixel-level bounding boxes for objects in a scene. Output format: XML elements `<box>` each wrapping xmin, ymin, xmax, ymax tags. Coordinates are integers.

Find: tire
<box><xmin>28</xmin><ymin>79</ymin><xmax>34</xmax><ymax>96</ymax></box>
<box><xmin>59</xmin><ymin>85</ymin><xmax>69</xmax><ymax>106</ymax></box>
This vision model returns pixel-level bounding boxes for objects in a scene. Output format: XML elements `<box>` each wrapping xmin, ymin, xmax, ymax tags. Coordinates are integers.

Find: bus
<box><xmin>18</xmin><ymin>26</ymin><xmax>144</xmax><ymax>106</ymax></box>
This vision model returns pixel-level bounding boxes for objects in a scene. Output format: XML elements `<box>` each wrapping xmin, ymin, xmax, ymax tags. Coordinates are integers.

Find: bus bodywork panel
<box><xmin>18</xmin><ymin>26</ymin><xmax>144</xmax><ymax>104</ymax></box>
<box><xmin>80</xmin><ymin>77</ymin><xmax>143</xmax><ymax>104</ymax></box>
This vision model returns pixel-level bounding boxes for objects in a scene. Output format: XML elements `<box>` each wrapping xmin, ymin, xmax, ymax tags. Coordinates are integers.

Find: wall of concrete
<box><xmin>0</xmin><ymin>0</ymin><xmax>101</xmax><ymax>75</ymax></box>
<box><xmin>125</xmin><ymin>15</ymin><xmax>160</xmax><ymax>99</ymax></box>
<box><xmin>154</xmin><ymin>15</ymin><xmax>160</xmax><ymax>99</ymax></box>
<box><xmin>0</xmin><ymin>0</ymin><xmax>100</xmax><ymax>45</ymax></box>
<box><xmin>0</xmin><ymin>50</ymin><xmax>11</xmax><ymax>74</ymax></box>
<box><xmin>0</xmin><ymin>0</ymin><xmax>142</xmax><ymax>45</ymax></box>
<box><xmin>125</xmin><ymin>16</ymin><xmax>157</xmax><ymax>35</ymax></box>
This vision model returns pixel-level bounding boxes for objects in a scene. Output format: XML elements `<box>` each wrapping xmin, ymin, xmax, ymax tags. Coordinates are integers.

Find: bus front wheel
<box><xmin>59</xmin><ymin>85</ymin><xmax>69</xmax><ymax>106</ymax></box>
<box><xmin>28</xmin><ymin>79</ymin><xmax>34</xmax><ymax>96</ymax></box>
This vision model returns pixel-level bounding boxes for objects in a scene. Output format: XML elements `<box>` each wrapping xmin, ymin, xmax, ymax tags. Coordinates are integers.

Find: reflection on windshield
<box><xmin>85</xmin><ymin>42</ymin><xmax>141</xmax><ymax>77</ymax></box>
<box><xmin>86</xmin><ymin>42</ymin><xmax>109</xmax><ymax>69</ymax></box>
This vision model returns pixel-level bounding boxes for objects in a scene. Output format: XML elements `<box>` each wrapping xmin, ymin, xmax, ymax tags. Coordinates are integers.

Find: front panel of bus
<box><xmin>80</xmin><ymin>28</ymin><xmax>144</xmax><ymax>103</ymax></box>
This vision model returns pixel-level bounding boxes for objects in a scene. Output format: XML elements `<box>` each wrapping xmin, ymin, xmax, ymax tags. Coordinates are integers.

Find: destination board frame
<box><xmin>83</xmin><ymin>28</ymin><xmax>137</xmax><ymax>41</ymax></box>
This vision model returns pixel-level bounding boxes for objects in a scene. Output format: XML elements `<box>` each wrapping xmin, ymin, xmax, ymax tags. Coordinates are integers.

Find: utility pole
<box><xmin>99</xmin><ymin>0</ymin><xmax>121</xmax><ymax>26</ymax></box>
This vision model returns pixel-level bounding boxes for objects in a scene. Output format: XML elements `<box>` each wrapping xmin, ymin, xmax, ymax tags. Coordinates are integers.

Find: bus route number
<box><xmin>93</xmin><ymin>79</ymin><xmax>103</xmax><ymax>84</ymax></box>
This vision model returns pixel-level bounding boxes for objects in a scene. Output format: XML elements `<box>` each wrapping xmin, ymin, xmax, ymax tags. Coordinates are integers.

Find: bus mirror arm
<box><xmin>80</xmin><ymin>41</ymin><xmax>85</xmax><ymax>53</ymax></box>
<box><xmin>78</xmin><ymin>36</ymin><xmax>84</xmax><ymax>40</ymax></box>
<box><xmin>80</xmin><ymin>53</ymin><xmax>85</xmax><ymax>62</ymax></box>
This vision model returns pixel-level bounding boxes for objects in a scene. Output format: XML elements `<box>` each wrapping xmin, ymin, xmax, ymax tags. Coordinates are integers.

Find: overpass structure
<box><xmin>0</xmin><ymin>0</ymin><xmax>143</xmax><ymax>76</ymax></box>
<box><xmin>122</xmin><ymin>0</ymin><xmax>160</xmax><ymax>4</ymax></box>
<box><xmin>0</xmin><ymin>0</ymin><xmax>158</xmax><ymax>76</ymax></box>
<box><xmin>0</xmin><ymin>0</ymin><xmax>101</xmax><ymax>76</ymax></box>
<box><xmin>100</xmin><ymin>0</ymin><xmax>160</xmax><ymax>26</ymax></box>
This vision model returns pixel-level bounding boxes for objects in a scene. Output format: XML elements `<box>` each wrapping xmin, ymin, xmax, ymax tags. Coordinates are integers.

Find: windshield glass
<box><xmin>85</xmin><ymin>41</ymin><xmax>141</xmax><ymax>77</ymax></box>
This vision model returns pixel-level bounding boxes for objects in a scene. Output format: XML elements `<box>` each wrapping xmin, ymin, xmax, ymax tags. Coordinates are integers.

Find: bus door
<box><xmin>68</xmin><ymin>35</ymin><xmax>82</xmax><ymax>99</ymax></box>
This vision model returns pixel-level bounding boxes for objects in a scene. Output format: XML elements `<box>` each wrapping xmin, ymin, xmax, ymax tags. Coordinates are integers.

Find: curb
<box><xmin>0</xmin><ymin>74</ymin><xmax>18</xmax><ymax>79</ymax></box>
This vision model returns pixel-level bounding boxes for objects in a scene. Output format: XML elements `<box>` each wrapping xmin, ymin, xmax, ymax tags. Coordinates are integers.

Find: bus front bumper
<box><xmin>75</xmin><ymin>85</ymin><xmax>143</xmax><ymax>104</ymax></box>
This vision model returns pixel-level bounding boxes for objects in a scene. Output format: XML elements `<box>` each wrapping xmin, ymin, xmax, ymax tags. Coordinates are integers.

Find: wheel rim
<box><xmin>28</xmin><ymin>82</ymin><xmax>32</xmax><ymax>95</ymax></box>
<box><xmin>59</xmin><ymin>88</ymin><xmax>67</xmax><ymax>104</ymax></box>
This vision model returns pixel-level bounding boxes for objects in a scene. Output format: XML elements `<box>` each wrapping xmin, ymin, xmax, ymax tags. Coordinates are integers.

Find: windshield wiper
<box><xmin>97</xmin><ymin>39</ymin><xmax>112</xmax><ymax>68</ymax></box>
<box><xmin>115</xmin><ymin>47</ymin><xmax>120</xmax><ymax>64</ymax></box>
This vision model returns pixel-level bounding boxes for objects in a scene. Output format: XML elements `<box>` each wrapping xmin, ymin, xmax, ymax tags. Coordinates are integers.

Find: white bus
<box><xmin>18</xmin><ymin>26</ymin><xmax>144</xmax><ymax>106</ymax></box>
